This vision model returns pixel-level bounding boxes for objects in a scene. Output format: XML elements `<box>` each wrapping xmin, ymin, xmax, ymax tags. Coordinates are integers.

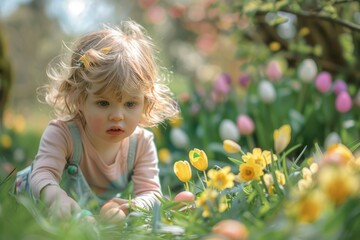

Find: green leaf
<box><xmin>228</xmin><ymin>157</ymin><xmax>243</xmax><ymax>165</ymax></box>
<box><xmin>269</xmin><ymin>16</ymin><xmax>289</xmax><ymax>26</ymax></box>
<box><xmin>275</xmin><ymin>0</ymin><xmax>289</xmax><ymax>10</ymax></box>
<box><xmin>243</xmin><ymin>2</ymin><xmax>260</xmax><ymax>15</ymax></box>
<box><xmin>323</xmin><ymin>5</ymin><xmax>337</xmax><ymax>18</ymax></box>
<box><xmin>259</xmin><ymin>3</ymin><xmax>276</xmax><ymax>12</ymax></box>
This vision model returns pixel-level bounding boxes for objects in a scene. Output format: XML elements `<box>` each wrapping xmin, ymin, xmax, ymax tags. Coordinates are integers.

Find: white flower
<box><xmin>297</xmin><ymin>58</ymin><xmax>318</xmax><ymax>83</ymax></box>
<box><xmin>219</xmin><ymin>119</ymin><xmax>240</xmax><ymax>142</ymax></box>
<box><xmin>13</xmin><ymin>148</ymin><xmax>26</xmax><ymax>162</ymax></box>
<box><xmin>170</xmin><ymin>128</ymin><xmax>189</xmax><ymax>149</ymax></box>
<box><xmin>324</xmin><ymin>132</ymin><xmax>341</xmax><ymax>149</ymax></box>
<box><xmin>258</xmin><ymin>80</ymin><xmax>276</xmax><ymax>103</ymax></box>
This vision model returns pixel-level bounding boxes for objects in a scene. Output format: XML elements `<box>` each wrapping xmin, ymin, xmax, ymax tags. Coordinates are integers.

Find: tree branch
<box><xmin>285</xmin><ymin>10</ymin><xmax>360</xmax><ymax>32</ymax></box>
<box><xmin>334</xmin><ymin>0</ymin><xmax>358</xmax><ymax>5</ymax></box>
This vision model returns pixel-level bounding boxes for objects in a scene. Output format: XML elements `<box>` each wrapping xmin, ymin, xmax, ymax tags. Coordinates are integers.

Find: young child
<box><xmin>29</xmin><ymin>20</ymin><xmax>179</xmax><ymax>220</ymax></box>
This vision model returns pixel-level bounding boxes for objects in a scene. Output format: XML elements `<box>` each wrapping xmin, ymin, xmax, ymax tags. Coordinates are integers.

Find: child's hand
<box><xmin>108</xmin><ymin>198</ymin><xmax>133</xmax><ymax>214</ymax></box>
<box><xmin>74</xmin><ymin>209</ymin><xmax>97</xmax><ymax>224</ymax></box>
<box><xmin>49</xmin><ymin>194</ymin><xmax>81</xmax><ymax>219</ymax></box>
<box><xmin>99</xmin><ymin>200</ymin><xmax>126</xmax><ymax>223</ymax></box>
<box><xmin>41</xmin><ymin>184</ymin><xmax>81</xmax><ymax>219</ymax></box>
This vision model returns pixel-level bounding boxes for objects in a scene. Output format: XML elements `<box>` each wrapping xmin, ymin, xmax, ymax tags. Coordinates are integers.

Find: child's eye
<box><xmin>96</xmin><ymin>100</ymin><xmax>110</xmax><ymax>107</ymax></box>
<box><xmin>126</xmin><ymin>101</ymin><xmax>136</xmax><ymax>108</ymax></box>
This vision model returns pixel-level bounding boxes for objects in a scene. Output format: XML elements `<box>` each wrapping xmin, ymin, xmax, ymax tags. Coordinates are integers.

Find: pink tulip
<box><xmin>237</xmin><ymin>114</ymin><xmax>255</xmax><ymax>135</ymax></box>
<box><xmin>265</xmin><ymin>60</ymin><xmax>282</xmax><ymax>81</ymax></box>
<box><xmin>139</xmin><ymin>0</ymin><xmax>157</xmax><ymax>8</ymax></box>
<box><xmin>238</xmin><ymin>74</ymin><xmax>251</xmax><ymax>88</ymax></box>
<box><xmin>315</xmin><ymin>71</ymin><xmax>332</xmax><ymax>93</ymax></box>
<box><xmin>333</xmin><ymin>80</ymin><xmax>347</xmax><ymax>96</ymax></box>
<box><xmin>190</xmin><ymin>103</ymin><xmax>201</xmax><ymax>116</ymax></box>
<box><xmin>168</xmin><ymin>4</ymin><xmax>185</xmax><ymax>19</ymax></box>
<box><xmin>335</xmin><ymin>91</ymin><xmax>352</xmax><ymax>113</ymax></box>
<box><xmin>213</xmin><ymin>73</ymin><xmax>231</xmax><ymax>94</ymax></box>
<box><xmin>146</xmin><ymin>5</ymin><xmax>166</xmax><ymax>24</ymax></box>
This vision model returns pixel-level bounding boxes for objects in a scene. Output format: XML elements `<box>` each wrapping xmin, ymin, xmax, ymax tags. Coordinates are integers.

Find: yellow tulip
<box><xmin>223</xmin><ymin>139</ymin><xmax>242</xmax><ymax>154</ymax></box>
<box><xmin>158</xmin><ymin>148</ymin><xmax>171</xmax><ymax>164</ymax></box>
<box><xmin>1</xmin><ymin>134</ymin><xmax>12</xmax><ymax>149</ymax></box>
<box><xmin>169</xmin><ymin>115</ymin><xmax>183</xmax><ymax>128</ymax></box>
<box><xmin>13</xmin><ymin>114</ymin><xmax>26</xmax><ymax>133</ymax></box>
<box><xmin>189</xmin><ymin>148</ymin><xmax>208</xmax><ymax>171</ymax></box>
<box><xmin>273</xmin><ymin>124</ymin><xmax>291</xmax><ymax>154</ymax></box>
<box><xmin>174</xmin><ymin>161</ymin><xmax>192</xmax><ymax>183</ymax></box>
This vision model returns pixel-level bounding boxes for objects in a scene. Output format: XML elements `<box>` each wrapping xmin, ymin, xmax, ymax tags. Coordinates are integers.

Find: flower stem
<box><xmin>197</xmin><ymin>171</ymin><xmax>206</xmax><ymax>190</ymax></box>
<box><xmin>203</xmin><ymin>171</ymin><xmax>208</xmax><ymax>186</ymax></box>
<box><xmin>185</xmin><ymin>182</ymin><xmax>190</xmax><ymax>192</ymax></box>
<box><xmin>253</xmin><ymin>180</ymin><xmax>268</xmax><ymax>205</ymax></box>
<box><xmin>246</xmin><ymin>135</ymin><xmax>255</xmax><ymax>150</ymax></box>
<box><xmin>260</xmin><ymin>176</ymin><xmax>270</xmax><ymax>196</ymax></box>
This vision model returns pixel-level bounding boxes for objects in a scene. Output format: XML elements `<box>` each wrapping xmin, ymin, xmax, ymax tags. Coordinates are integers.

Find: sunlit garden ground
<box><xmin>1</xmin><ymin>1</ymin><xmax>360</xmax><ymax>239</ymax></box>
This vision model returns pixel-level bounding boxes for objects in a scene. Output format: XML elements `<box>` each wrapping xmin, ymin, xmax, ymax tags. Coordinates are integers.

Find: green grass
<box><xmin>0</xmin><ymin>173</ymin><xmax>198</xmax><ymax>240</ymax></box>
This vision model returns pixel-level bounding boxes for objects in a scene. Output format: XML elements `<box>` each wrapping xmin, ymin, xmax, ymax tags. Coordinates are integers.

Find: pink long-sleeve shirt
<box><xmin>29</xmin><ymin>119</ymin><xmax>162</xmax><ymax>209</ymax></box>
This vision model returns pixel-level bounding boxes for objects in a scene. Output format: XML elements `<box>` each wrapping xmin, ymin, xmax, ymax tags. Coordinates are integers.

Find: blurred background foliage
<box><xmin>1</xmin><ymin>0</ymin><xmax>360</xmax><ymax>197</ymax></box>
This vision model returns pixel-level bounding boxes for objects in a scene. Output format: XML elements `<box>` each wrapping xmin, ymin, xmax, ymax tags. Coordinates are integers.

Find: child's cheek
<box><xmin>88</xmin><ymin>117</ymin><xmax>106</xmax><ymax>134</ymax></box>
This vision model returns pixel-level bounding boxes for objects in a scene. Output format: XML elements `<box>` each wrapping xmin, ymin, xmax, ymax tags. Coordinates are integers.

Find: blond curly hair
<box><xmin>40</xmin><ymin>20</ymin><xmax>179</xmax><ymax>127</ymax></box>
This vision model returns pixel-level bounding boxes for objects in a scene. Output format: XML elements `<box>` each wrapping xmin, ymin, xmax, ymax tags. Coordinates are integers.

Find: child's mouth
<box><xmin>107</xmin><ymin>127</ymin><xmax>124</xmax><ymax>135</ymax></box>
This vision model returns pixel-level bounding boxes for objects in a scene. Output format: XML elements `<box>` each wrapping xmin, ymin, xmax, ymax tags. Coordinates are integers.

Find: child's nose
<box><xmin>109</xmin><ymin>109</ymin><xmax>124</xmax><ymax>121</ymax></box>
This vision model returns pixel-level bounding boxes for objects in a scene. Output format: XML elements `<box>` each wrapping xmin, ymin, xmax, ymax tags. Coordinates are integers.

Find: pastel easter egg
<box><xmin>174</xmin><ymin>191</ymin><xmax>195</xmax><ymax>202</ymax></box>
<box><xmin>212</xmin><ymin>219</ymin><xmax>249</xmax><ymax>240</ymax></box>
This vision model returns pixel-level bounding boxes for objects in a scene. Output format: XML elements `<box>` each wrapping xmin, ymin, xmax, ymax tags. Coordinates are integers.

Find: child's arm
<box><xmin>30</xmin><ymin>121</ymin><xmax>81</xmax><ymax>219</ymax></box>
<box><xmin>40</xmin><ymin>184</ymin><xmax>81</xmax><ymax>219</ymax></box>
<box><xmin>129</xmin><ymin>130</ymin><xmax>162</xmax><ymax>209</ymax></box>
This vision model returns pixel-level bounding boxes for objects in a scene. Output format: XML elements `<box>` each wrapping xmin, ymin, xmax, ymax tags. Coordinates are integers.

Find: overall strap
<box><xmin>64</xmin><ymin>121</ymin><xmax>100</xmax><ymax>209</ymax></box>
<box><xmin>127</xmin><ymin>134</ymin><xmax>138</xmax><ymax>177</ymax></box>
<box><xmin>67</xmin><ymin>121</ymin><xmax>82</xmax><ymax>164</ymax></box>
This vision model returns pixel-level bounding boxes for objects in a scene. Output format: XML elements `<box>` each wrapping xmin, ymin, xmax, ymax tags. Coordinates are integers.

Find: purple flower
<box><xmin>335</xmin><ymin>91</ymin><xmax>352</xmax><ymax>113</ymax></box>
<box><xmin>213</xmin><ymin>73</ymin><xmax>231</xmax><ymax>94</ymax></box>
<box><xmin>315</xmin><ymin>71</ymin><xmax>332</xmax><ymax>93</ymax></box>
<box><xmin>265</xmin><ymin>60</ymin><xmax>282</xmax><ymax>82</ymax></box>
<box><xmin>333</xmin><ymin>79</ymin><xmax>347</xmax><ymax>96</ymax></box>
<box><xmin>238</xmin><ymin>74</ymin><xmax>251</xmax><ymax>88</ymax></box>
<box><xmin>190</xmin><ymin>103</ymin><xmax>201</xmax><ymax>116</ymax></box>
<box><xmin>237</xmin><ymin>114</ymin><xmax>255</xmax><ymax>135</ymax></box>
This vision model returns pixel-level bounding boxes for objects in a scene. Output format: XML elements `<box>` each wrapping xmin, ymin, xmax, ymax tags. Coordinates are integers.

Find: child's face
<box><xmin>80</xmin><ymin>84</ymin><xmax>145</xmax><ymax>147</ymax></box>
